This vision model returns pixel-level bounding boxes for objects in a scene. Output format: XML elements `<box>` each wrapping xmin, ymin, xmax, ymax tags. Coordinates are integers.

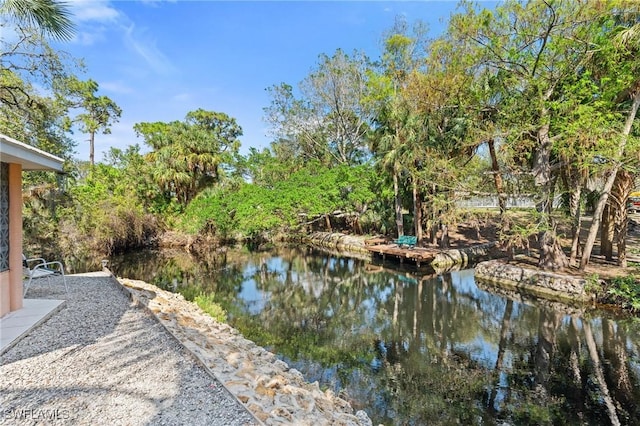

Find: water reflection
<box><xmin>110</xmin><ymin>247</ymin><xmax>640</xmax><ymax>425</ymax></box>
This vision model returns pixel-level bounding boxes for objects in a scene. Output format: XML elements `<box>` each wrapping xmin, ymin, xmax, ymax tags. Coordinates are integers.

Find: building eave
<box><xmin>0</xmin><ymin>134</ymin><xmax>64</xmax><ymax>172</ymax></box>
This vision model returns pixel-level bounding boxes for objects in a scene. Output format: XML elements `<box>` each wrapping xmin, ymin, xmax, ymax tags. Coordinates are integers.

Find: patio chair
<box><xmin>23</xmin><ymin>254</ymin><xmax>68</xmax><ymax>296</ymax></box>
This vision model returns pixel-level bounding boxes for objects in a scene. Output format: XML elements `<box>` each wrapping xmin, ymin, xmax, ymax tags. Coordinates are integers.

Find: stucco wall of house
<box><xmin>9</xmin><ymin>163</ymin><xmax>23</xmax><ymax>312</ymax></box>
<box><xmin>0</xmin><ymin>271</ymin><xmax>9</xmax><ymax>316</ymax></box>
<box><xmin>0</xmin><ymin>163</ymin><xmax>23</xmax><ymax>317</ymax></box>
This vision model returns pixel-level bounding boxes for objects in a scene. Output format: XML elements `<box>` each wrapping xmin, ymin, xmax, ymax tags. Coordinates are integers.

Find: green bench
<box><xmin>393</xmin><ymin>235</ymin><xmax>417</xmax><ymax>248</ymax></box>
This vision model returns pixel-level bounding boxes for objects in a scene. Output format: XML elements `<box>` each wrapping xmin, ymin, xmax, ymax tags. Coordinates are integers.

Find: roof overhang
<box><xmin>0</xmin><ymin>133</ymin><xmax>64</xmax><ymax>172</ymax></box>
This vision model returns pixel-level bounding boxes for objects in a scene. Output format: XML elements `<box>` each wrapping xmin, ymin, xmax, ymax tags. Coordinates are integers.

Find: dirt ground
<box><xmin>440</xmin><ymin>211</ymin><xmax>640</xmax><ymax>280</ymax></box>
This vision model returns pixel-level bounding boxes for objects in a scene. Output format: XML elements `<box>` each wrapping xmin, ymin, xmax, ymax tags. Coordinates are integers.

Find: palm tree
<box><xmin>579</xmin><ymin>21</ymin><xmax>640</xmax><ymax>269</ymax></box>
<box><xmin>373</xmin><ymin>118</ymin><xmax>406</xmax><ymax>238</ymax></box>
<box><xmin>1</xmin><ymin>0</ymin><xmax>75</xmax><ymax>41</ymax></box>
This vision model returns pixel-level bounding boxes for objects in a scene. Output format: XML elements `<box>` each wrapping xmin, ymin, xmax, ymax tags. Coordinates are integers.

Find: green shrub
<box><xmin>607</xmin><ymin>275</ymin><xmax>640</xmax><ymax>311</ymax></box>
<box><xmin>55</xmin><ymin>163</ymin><xmax>159</xmax><ymax>256</ymax></box>
<box><xmin>194</xmin><ymin>292</ymin><xmax>227</xmax><ymax>323</ymax></box>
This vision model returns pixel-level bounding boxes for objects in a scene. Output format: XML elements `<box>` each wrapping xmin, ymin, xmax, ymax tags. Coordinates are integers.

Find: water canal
<box><xmin>106</xmin><ymin>246</ymin><xmax>640</xmax><ymax>425</ymax></box>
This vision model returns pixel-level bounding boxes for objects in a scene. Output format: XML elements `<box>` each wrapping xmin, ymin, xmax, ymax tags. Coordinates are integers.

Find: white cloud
<box><xmin>69</xmin><ymin>0</ymin><xmax>120</xmax><ymax>23</ymax></box>
<box><xmin>122</xmin><ymin>24</ymin><xmax>176</xmax><ymax>75</ymax></box>
<box><xmin>67</xmin><ymin>2</ymin><xmax>176</xmax><ymax>76</ymax></box>
<box><xmin>138</xmin><ymin>0</ymin><xmax>161</xmax><ymax>7</ymax></box>
<box><xmin>73</xmin><ymin>27</ymin><xmax>108</xmax><ymax>45</ymax></box>
<box><xmin>66</xmin><ymin>1</ymin><xmax>119</xmax><ymax>46</ymax></box>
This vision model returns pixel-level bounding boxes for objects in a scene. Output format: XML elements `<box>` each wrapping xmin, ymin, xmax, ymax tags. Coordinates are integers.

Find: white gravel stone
<box><xmin>0</xmin><ymin>274</ymin><xmax>257</xmax><ymax>426</ymax></box>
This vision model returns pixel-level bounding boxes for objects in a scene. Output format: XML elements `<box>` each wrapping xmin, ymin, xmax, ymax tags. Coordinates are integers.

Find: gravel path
<box><xmin>0</xmin><ymin>273</ymin><xmax>258</xmax><ymax>426</ymax></box>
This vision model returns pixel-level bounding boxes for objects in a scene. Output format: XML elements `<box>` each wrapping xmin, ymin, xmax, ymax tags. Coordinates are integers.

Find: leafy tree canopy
<box><xmin>134</xmin><ymin>109</ymin><xmax>242</xmax><ymax>206</ymax></box>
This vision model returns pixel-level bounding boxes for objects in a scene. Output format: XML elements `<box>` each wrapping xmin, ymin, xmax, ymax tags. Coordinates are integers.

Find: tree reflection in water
<box><xmin>110</xmin><ymin>247</ymin><xmax>640</xmax><ymax>425</ymax></box>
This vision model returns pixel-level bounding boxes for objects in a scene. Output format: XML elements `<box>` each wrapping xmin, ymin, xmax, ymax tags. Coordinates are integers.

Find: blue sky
<box><xmin>54</xmin><ymin>1</ymin><xmax>466</xmax><ymax>162</ymax></box>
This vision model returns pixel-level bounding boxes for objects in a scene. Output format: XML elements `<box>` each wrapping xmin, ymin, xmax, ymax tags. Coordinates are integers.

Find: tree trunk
<box><xmin>354</xmin><ymin>215</ymin><xmax>363</xmax><ymax>234</ymax></box>
<box><xmin>613</xmin><ymin>169</ymin><xmax>634</xmax><ymax>268</ymax></box>
<box><xmin>616</xmin><ymin>213</ymin><xmax>629</xmax><ymax>268</ymax></box>
<box><xmin>600</xmin><ymin>169</ymin><xmax>634</xmax><ymax>264</ymax></box>
<box><xmin>569</xmin><ymin>185</ymin><xmax>582</xmax><ymax>264</ymax></box>
<box><xmin>601</xmin><ymin>204</ymin><xmax>614</xmax><ymax>261</ymax></box>
<box><xmin>560</xmin><ymin>165</ymin><xmax>584</xmax><ymax>265</ymax></box>
<box><xmin>581</xmin><ymin>90</ymin><xmax>640</xmax><ymax>269</ymax></box>
<box><xmin>430</xmin><ymin>221</ymin><xmax>438</xmax><ymax>245</ymax></box>
<box><xmin>325</xmin><ymin>214</ymin><xmax>332</xmax><ymax>232</ymax></box>
<box><xmin>89</xmin><ymin>131</ymin><xmax>95</xmax><ymax>166</ymax></box>
<box><xmin>534</xmin><ymin>123</ymin><xmax>568</xmax><ymax>270</ymax></box>
<box><xmin>429</xmin><ymin>183</ymin><xmax>438</xmax><ymax>245</ymax></box>
<box><xmin>538</xmin><ymin>224</ymin><xmax>568</xmax><ymax>270</ymax></box>
<box><xmin>488</xmin><ymin>138</ymin><xmax>507</xmax><ymax>216</ymax></box>
<box><xmin>412</xmin><ymin>178</ymin><xmax>423</xmax><ymax>243</ymax></box>
<box><xmin>533</xmin><ymin>123</ymin><xmax>553</xmax><ymax>217</ymax></box>
<box><xmin>439</xmin><ymin>223</ymin><xmax>450</xmax><ymax>249</ymax></box>
<box><xmin>393</xmin><ymin>163</ymin><xmax>404</xmax><ymax>237</ymax></box>
<box><xmin>548</xmin><ymin>172</ymin><xmax>559</xmax><ymax>215</ymax></box>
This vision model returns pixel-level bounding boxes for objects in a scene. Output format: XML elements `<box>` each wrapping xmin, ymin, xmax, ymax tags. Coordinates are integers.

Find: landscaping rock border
<box><xmin>305</xmin><ymin>232</ymin><xmax>372</xmax><ymax>259</ymax></box>
<box><xmin>431</xmin><ymin>242</ymin><xmax>500</xmax><ymax>269</ymax></box>
<box><xmin>474</xmin><ymin>259</ymin><xmax>592</xmax><ymax>304</ymax></box>
<box><xmin>475</xmin><ymin>279</ymin><xmax>589</xmax><ymax>316</ymax></box>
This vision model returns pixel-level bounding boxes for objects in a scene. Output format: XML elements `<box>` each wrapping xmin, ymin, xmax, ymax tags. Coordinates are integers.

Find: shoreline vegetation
<box><xmin>76</xmin><ymin>221</ymin><xmax>638</xmax><ymax>329</ymax></box>
<box><xmin>47</xmin><ymin>207</ymin><xmax>638</xmax><ymax>318</ymax></box>
<box><xmin>26</xmin><ymin>194</ymin><xmax>639</xmax><ymax>316</ymax></box>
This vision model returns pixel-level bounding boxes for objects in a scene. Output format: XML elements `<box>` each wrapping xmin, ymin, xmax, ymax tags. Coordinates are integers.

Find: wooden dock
<box><xmin>365</xmin><ymin>243</ymin><xmax>438</xmax><ymax>267</ymax></box>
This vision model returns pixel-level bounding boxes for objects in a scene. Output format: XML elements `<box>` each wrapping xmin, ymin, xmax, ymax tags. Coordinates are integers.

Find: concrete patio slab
<box><xmin>0</xmin><ymin>298</ymin><xmax>66</xmax><ymax>355</ymax></box>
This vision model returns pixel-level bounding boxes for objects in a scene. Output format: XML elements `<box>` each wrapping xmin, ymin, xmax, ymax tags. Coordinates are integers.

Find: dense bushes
<box><xmin>21</xmin><ymin>162</ymin><xmax>160</xmax><ymax>258</ymax></box>
<box><xmin>178</xmin><ymin>163</ymin><xmax>378</xmax><ymax>241</ymax></box>
<box><xmin>59</xmin><ymin>199</ymin><xmax>158</xmax><ymax>256</ymax></box>
<box><xmin>61</xmin><ymin>165</ymin><xmax>159</xmax><ymax>255</ymax></box>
